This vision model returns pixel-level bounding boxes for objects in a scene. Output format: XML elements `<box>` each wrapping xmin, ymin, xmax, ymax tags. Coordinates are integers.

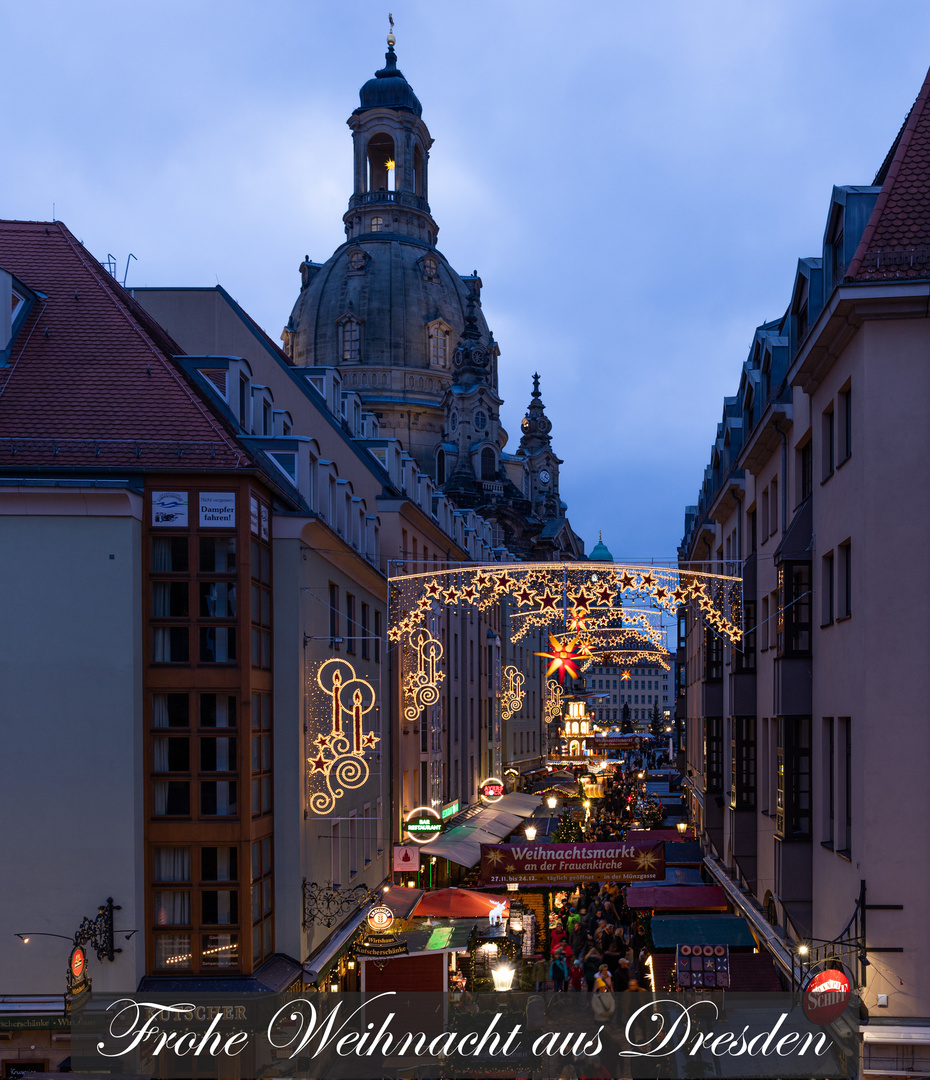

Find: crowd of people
<box><xmin>530</xmin><ymin>752</ymin><xmax>678</xmax><ymax>996</ymax></box>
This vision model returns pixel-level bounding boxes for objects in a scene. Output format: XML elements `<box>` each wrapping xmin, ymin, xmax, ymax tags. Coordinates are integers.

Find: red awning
<box><xmin>626</xmin><ymin>885</ymin><xmax>727</xmax><ymax>911</ymax></box>
<box><xmin>411</xmin><ymin>887</ymin><xmax>510</xmax><ymax>918</ymax></box>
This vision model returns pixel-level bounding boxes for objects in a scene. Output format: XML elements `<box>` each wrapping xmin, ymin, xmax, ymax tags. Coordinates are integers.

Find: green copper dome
<box><xmin>357</xmin><ymin>46</ymin><xmax>422</xmax><ymax>117</ymax></box>
<box><xmin>589</xmin><ymin>534</ymin><xmax>613</xmax><ymax>562</ymax></box>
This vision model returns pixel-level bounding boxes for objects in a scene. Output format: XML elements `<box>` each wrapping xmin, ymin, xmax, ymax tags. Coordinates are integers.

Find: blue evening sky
<box><xmin>4</xmin><ymin>0</ymin><xmax>930</xmax><ymax>561</ymax></box>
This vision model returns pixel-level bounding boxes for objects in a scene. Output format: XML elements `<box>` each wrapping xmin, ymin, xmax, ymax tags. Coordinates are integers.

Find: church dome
<box><xmin>357</xmin><ymin>47</ymin><xmax>422</xmax><ymax>117</ymax></box>
<box><xmin>589</xmin><ymin>534</ymin><xmax>614</xmax><ymax>562</ymax></box>
<box><xmin>288</xmin><ymin>238</ymin><xmax>490</xmax><ymax>372</ymax></box>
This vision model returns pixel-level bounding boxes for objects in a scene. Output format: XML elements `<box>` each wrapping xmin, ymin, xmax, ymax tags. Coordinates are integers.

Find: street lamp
<box><xmin>676</xmin><ymin>821</ymin><xmax>688</xmax><ymax>836</ymax></box>
<box><xmin>546</xmin><ymin>795</ymin><xmax>558</xmax><ymax>810</ymax></box>
<box><xmin>524</xmin><ymin>824</ymin><xmax>538</xmax><ymax>841</ymax></box>
<box><xmin>491</xmin><ymin>962</ymin><xmax>515</xmax><ymax>992</ymax></box>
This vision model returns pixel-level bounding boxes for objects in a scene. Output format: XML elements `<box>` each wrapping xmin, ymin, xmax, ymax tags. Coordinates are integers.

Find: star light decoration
<box><xmin>388</xmin><ymin>562</ymin><xmax>741</xmax><ymax>722</ymax></box>
<box><xmin>535</xmin><ymin>634</ymin><xmax>589</xmax><ymax>685</ymax></box>
<box><xmin>307</xmin><ymin>659</ymin><xmax>380</xmax><ymax>816</ymax></box>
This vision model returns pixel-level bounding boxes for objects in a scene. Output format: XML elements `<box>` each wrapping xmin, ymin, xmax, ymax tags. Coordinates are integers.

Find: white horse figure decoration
<box><xmin>488</xmin><ymin>900</ymin><xmax>507</xmax><ymax>925</ymax></box>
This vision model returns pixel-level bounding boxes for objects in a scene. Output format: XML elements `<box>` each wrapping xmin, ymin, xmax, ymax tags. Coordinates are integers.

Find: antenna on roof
<box><xmin>104</xmin><ymin>254</ymin><xmax>117</xmax><ymax>277</ymax></box>
<box><xmin>122</xmin><ymin>253</ymin><xmax>137</xmax><ymax>288</ymax></box>
<box><xmin>52</xmin><ymin>202</ymin><xmax>56</xmax><ymax>222</ymax></box>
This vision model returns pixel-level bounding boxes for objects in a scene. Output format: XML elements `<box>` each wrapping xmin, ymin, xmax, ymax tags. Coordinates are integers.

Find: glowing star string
<box><xmin>306</xmin><ymin>659</ymin><xmax>379</xmax><ymax>816</ymax></box>
<box><xmin>387</xmin><ymin>562</ymin><xmax>741</xmax><ymax>727</ymax></box>
<box><xmin>500</xmin><ymin>665</ymin><xmax>526</xmax><ymax>721</ymax></box>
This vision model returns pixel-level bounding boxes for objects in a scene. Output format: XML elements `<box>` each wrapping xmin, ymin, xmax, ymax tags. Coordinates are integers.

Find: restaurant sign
<box><xmin>479</xmin><ymin>840</ymin><xmax>665</xmax><ymax>886</ymax></box>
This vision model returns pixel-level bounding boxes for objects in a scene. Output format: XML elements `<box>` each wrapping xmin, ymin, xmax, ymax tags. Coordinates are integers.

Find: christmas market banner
<box><xmin>72</xmin><ymin>991</ymin><xmax>858</xmax><ymax>1078</ymax></box>
<box><xmin>479</xmin><ymin>839</ymin><xmax>666</xmax><ymax>885</ymax></box>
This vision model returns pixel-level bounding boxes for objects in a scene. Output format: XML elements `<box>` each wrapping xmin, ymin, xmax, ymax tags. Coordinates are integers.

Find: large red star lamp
<box><xmin>535</xmin><ymin>635</ymin><xmax>586</xmax><ymax>685</ymax></box>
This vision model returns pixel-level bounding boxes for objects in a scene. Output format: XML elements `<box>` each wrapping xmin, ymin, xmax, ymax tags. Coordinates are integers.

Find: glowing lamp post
<box><xmin>677</xmin><ymin>821</ymin><xmax>688</xmax><ymax>836</ymax></box>
<box><xmin>492</xmin><ymin>962</ymin><xmax>515</xmax><ymax>992</ymax></box>
<box><xmin>524</xmin><ymin>824</ymin><xmax>538</xmax><ymax>841</ymax></box>
<box><xmin>546</xmin><ymin>794</ymin><xmax>558</xmax><ymax>810</ymax></box>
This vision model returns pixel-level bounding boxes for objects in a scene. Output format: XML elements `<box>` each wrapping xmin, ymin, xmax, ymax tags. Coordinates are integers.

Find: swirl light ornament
<box><xmin>402</xmin><ymin>626</ymin><xmax>445</xmax><ymax>723</ymax></box>
<box><xmin>500</xmin><ymin>664</ymin><xmax>525</xmax><ymax>721</ymax></box>
<box><xmin>544</xmin><ymin>678</ymin><xmax>564</xmax><ymax>725</ymax></box>
<box><xmin>307</xmin><ymin>658</ymin><xmax>380</xmax><ymax>816</ymax></box>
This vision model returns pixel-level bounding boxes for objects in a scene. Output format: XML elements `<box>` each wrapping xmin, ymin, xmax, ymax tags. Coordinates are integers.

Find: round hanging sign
<box><xmin>404</xmin><ymin>806</ymin><xmax>442</xmax><ymax>844</ymax></box>
<box><xmin>803</xmin><ymin>969</ymin><xmax>851</xmax><ymax>1025</ymax></box>
<box><xmin>70</xmin><ymin>945</ymin><xmax>86</xmax><ymax>980</ymax></box>
<box><xmin>366</xmin><ymin>905</ymin><xmax>394</xmax><ymax>933</ymax></box>
<box><xmin>479</xmin><ymin>777</ymin><xmax>505</xmax><ymax>804</ymax></box>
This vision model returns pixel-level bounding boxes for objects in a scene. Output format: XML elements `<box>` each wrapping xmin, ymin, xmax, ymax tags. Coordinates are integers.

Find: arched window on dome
<box><xmin>427</xmin><ymin>319</ymin><xmax>450</xmax><ymax>367</ymax></box>
<box><xmin>435</xmin><ymin>448</ymin><xmax>446</xmax><ymax>486</ymax></box>
<box><xmin>367</xmin><ymin>133</ymin><xmax>396</xmax><ymax>192</ymax></box>
<box><xmin>481</xmin><ymin>447</ymin><xmax>497</xmax><ymax>481</ymax></box>
<box><xmin>370</xmin><ymin>217</ymin><xmax>383</xmax><ymax>233</ymax></box>
<box><xmin>337</xmin><ymin>314</ymin><xmax>361</xmax><ymax>362</ymax></box>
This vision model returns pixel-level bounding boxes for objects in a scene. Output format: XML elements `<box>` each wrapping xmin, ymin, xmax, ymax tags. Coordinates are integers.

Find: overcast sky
<box><xmin>5</xmin><ymin>0</ymin><xmax>930</xmax><ymax>562</ymax></box>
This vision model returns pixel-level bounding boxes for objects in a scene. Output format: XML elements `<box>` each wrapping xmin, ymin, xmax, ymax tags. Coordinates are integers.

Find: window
<box><xmin>731</xmin><ymin>717</ymin><xmax>756</xmax><ymax>809</ymax></box>
<box><xmin>370</xmin><ymin>216</ymin><xmax>383</xmax><ymax>233</ymax></box>
<box><xmin>736</xmin><ymin>600</ymin><xmax>755</xmax><ymax>672</ymax></box>
<box><xmin>201</xmin><ymin>847</ymin><xmax>238</xmax><ymax>881</ymax></box>
<box><xmin>153</xmin><ymin>694</ymin><xmax>189</xmax><ymax>728</ymax></box>
<box><xmin>480</xmin><ymin>447</ymin><xmax>496</xmax><ymax>481</ymax></box>
<box><xmin>153</xmin><ymin>781</ymin><xmax>190</xmax><ymax>816</ymax></box>
<box><xmin>346</xmin><ymin>593</ymin><xmax>356</xmax><ymax>654</ymax></box>
<box><xmin>838</xmin><ymin>541</ymin><xmax>852</xmax><ymax>618</ymax></box>
<box><xmin>821</xmin><ymin>552</ymin><xmax>834</xmax><ymax>626</ymax></box>
<box><xmin>331</xmin><ymin>822</ymin><xmax>342</xmax><ymax>886</ymax></box>
<box><xmin>761</xmin><ymin>487</ymin><xmax>769</xmax><ymax>539</ymax></box>
<box><xmin>775</xmin><ymin>716</ymin><xmax>811</xmax><ymax>838</ymax></box>
<box><xmin>428</xmin><ymin>323</ymin><xmax>448</xmax><ymax>367</ymax></box>
<box><xmin>777</xmin><ymin>561</ymin><xmax>811</xmax><ymax>655</ymax></box>
<box><xmin>153</xmin><ymin>582</ymin><xmax>189</xmax><ymax>617</ymax></box>
<box><xmin>348</xmin><ymin>249</ymin><xmax>366</xmax><ymax>272</ymax></box>
<box><xmin>200</xmin><ymin>626</ymin><xmax>236</xmax><ymax>663</ymax></box>
<box><xmin>152</xmin><ymin>537</ymin><xmax>189</xmax><ymax>573</ymax></box>
<box><xmin>201</xmin><ymin>736</ymin><xmax>236</xmax><ymax>772</ymax></box>
<box><xmin>822</xmin><ymin>717</ymin><xmax>835</xmax><ymax>846</ymax></box>
<box><xmin>329</xmin><ymin>582</ymin><xmax>339</xmax><ymax>645</ymax></box>
<box><xmin>705</xmin><ymin>717</ymin><xmax>723</xmax><ymax>794</ymax></box>
<box><xmin>200</xmin><ymin>536</ymin><xmax>236</xmax><ymax>572</ymax></box>
<box><xmin>822</xmin><ymin>406</ymin><xmax>835</xmax><ymax>479</ymax></box>
<box><xmin>200</xmin><ymin>693</ymin><xmax>236</xmax><ymax>727</ymax></box>
<box><xmin>799</xmin><ymin>441</ymin><xmax>812</xmax><ymax>503</ymax></box>
<box><xmin>239</xmin><ymin>374</ymin><xmax>250</xmax><ymax>429</ymax></box>
<box><xmin>770</xmin><ymin>478</ymin><xmax>778</xmax><ymax>535</ymax></box>
<box><xmin>200</xmin><ymin>581</ymin><xmax>235</xmax><ymax>617</ymax></box>
<box><xmin>704</xmin><ymin>628</ymin><xmax>723</xmax><ymax>680</ymax></box>
<box><xmin>154</xmin><ymin>847</ymin><xmax>191</xmax><ymax>881</ymax></box>
<box><xmin>361</xmin><ymin>603</ymin><xmax>370</xmax><ymax>660</ymax></box>
<box><xmin>839</xmin><ymin>386</ymin><xmax>852</xmax><ymax>462</ymax></box>
<box><xmin>341</xmin><ymin>318</ymin><xmax>360</xmax><ymax>361</ymax></box>
<box><xmin>761</xmin><ymin>596</ymin><xmax>769</xmax><ymax>650</ymax></box>
<box><xmin>251</xmin><ymin>837</ymin><xmax>273</xmax><ymax>963</ymax></box>
<box><xmin>201</xmin><ymin>780</ymin><xmax>237</xmax><ymax>816</ymax></box>
<box><xmin>374</xmin><ymin>609</ymin><xmax>382</xmax><ymax>664</ymax></box>
<box><xmin>838</xmin><ymin>717</ymin><xmax>852</xmax><ymax>855</ymax></box>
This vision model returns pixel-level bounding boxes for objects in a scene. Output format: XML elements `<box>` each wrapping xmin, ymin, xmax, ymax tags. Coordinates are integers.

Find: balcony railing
<box><xmin>349</xmin><ymin>190</ymin><xmax>430</xmax><ymax>212</ymax></box>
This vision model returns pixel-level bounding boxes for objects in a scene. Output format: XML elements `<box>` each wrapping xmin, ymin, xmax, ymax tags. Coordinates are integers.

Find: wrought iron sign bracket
<box><xmin>302</xmin><ymin>880</ymin><xmax>382</xmax><ymax>929</ymax></box>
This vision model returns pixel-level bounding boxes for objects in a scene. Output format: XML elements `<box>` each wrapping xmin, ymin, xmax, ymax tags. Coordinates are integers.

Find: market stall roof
<box><xmin>381</xmin><ymin>883</ymin><xmax>425</xmax><ymax>919</ymax></box>
<box><xmin>423</xmin><ymin>829</ymin><xmax>483</xmax><ymax>867</ymax></box>
<box><xmin>626</xmin><ymin>885</ymin><xmax>727</xmax><ymax>911</ymax></box>
<box><xmin>665</xmin><ymin>841</ymin><xmax>703</xmax><ymax>865</ymax></box>
<box><xmin>650</xmin><ymin>914</ymin><xmax>758</xmax><ymax>950</ymax></box>
<box><xmin>493</xmin><ymin>792</ymin><xmax>542</xmax><ymax>817</ymax></box>
<box><xmin>411</xmin><ymin>887</ymin><xmax>509</xmax><ymax>919</ymax></box>
<box><xmin>628</xmin><ymin>868</ymin><xmax>703</xmax><ymax>886</ymax></box>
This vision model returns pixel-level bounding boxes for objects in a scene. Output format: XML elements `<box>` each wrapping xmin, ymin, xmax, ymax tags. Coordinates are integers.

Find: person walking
<box><xmin>582</xmin><ymin>944</ymin><xmax>603</xmax><ymax>992</ymax></box>
<box><xmin>550</xmin><ymin>948</ymin><xmax>570</xmax><ymax>992</ymax></box>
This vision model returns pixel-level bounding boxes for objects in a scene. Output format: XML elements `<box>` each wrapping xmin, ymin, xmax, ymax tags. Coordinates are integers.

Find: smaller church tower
<box><xmin>518</xmin><ymin>373</ymin><xmax>563</xmax><ymax>519</ymax></box>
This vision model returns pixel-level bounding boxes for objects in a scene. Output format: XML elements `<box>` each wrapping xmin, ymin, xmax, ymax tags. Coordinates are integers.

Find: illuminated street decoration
<box><xmin>544</xmin><ymin>679</ymin><xmax>564</xmax><ymax>724</ymax></box>
<box><xmin>306</xmin><ymin>658</ymin><xmax>379</xmax><ymax>816</ymax></box>
<box><xmin>402</xmin><ymin>626</ymin><xmax>444</xmax><ymax>723</ymax></box>
<box><xmin>388</xmin><ymin>561</ymin><xmax>740</xmax><ymax>729</ymax></box>
<box><xmin>500</xmin><ymin>664</ymin><xmax>525</xmax><ymax>720</ymax></box>
<box><xmin>535</xmin><ymin>634</ymin><xmax>586</xmax><ymax>684</ymax></box>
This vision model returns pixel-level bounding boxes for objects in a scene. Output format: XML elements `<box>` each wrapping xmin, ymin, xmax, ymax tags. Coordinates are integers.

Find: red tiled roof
<box><xmin>0</xmin><ymin>220</ymin><xmax>250</xmax><ymax>471</ymax></box>
<box><xmin>848</xmin><ymin>65</ymin><xmax>930</xmax><ymax>282</ymax></box>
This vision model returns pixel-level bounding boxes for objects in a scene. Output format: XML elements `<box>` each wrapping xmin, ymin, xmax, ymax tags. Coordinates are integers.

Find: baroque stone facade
<box><xmin>283</xmin><ymin>38</ymin><xmax>582</xmax><ymax>560</ymax></box>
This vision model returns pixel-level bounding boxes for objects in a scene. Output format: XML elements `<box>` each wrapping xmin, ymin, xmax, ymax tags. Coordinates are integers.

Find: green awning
<box><xmin>650</xmin><ymin>914</ymin><xmax>757</xmax><ymax>949</ymax></box>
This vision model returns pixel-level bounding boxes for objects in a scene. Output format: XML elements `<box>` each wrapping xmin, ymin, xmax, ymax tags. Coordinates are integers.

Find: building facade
<box><xmin>679</xmin><ymin>65</ymin><xmax>930</xmax><ymax>1076</ymax></box>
